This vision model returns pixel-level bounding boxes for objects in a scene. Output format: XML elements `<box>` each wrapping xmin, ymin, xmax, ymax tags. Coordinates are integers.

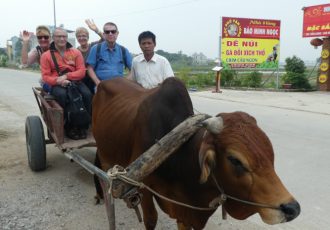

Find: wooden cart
<box><xmin>25</xmin><ymin>86</ymin><xmax>208</xmax><ymax>229</ymax></box>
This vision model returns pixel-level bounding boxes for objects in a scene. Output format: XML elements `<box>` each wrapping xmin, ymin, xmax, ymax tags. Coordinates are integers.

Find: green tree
<box><xmin>284</xmin><ymin>55</ymin><xmax>306</xmax><ymax>74</ymax></box>
<box><xmin>282</xmin><ymin>56</ymin><xmax>311</xmax><ymax>89</ymax></box>
<box><xmin>156</xmin><ymin>49</ymin><xmax>193</xmax><ymax>67</ymax></box>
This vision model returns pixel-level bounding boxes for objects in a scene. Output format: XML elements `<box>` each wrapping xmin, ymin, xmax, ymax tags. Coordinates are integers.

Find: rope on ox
<box><xmin>108</xmin><ymin>165</ymin><xmax>280</xmax><ymax>212</ymax></box>
<box><xmin>107</xmin><ymin>165</ymin><xmax>220</xmax><ymax>211</ymax></box>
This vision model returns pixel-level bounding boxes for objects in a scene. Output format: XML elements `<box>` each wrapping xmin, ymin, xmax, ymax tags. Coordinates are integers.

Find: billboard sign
<box><xmin>302</xmin><ymin>4</ymin><xmax>330</xmax><ymax>37</ymax></box>
<box><xmin>221</xmin><ymin>17</ymin><xmax>281</xmax><ymax>69</ymax></box>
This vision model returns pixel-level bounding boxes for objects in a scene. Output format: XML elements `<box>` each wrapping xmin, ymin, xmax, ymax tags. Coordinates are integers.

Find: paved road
<box><xmin>190</xmin><ymin>90</ymin><xmax>330</xmax><ymax>229</ymax></box>
<box><xmin>1</xmin><ymin>68</ymin><xmax>329</xmax><ymax>229</ymax></box>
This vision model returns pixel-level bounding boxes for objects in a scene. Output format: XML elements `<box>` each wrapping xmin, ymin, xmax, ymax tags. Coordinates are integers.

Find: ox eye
<box><xmin>227</xmin><ymin>156</ymin><xmax>247</xmax><ymax>174</ymax></box>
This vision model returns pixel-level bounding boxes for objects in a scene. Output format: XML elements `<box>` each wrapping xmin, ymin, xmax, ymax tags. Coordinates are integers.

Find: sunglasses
<box><xmin>37</xmin><ymin>35</ymin><xmax>49</xmax><ymax>40</ymax></box>
<box><xmin>104</xmin><ymin>30</ymin><xmax>117</xmax><ymax>35</ymax></box>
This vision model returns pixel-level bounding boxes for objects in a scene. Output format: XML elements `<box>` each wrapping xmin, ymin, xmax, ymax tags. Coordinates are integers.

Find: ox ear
<box><xmin>202</xmin><ymin>116</ymin><xmax>224</xmax><ymax>134</ymax></box>
<box><xmin>199</xmin><ymin>131</ymin><xmax>216</xmax><ymax>184</ymax></box>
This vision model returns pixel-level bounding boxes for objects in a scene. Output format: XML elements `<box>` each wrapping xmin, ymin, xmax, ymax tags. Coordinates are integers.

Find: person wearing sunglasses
<box><xmin>128</xmin><ymin>31</ymin><xmax>174</xmax><ymax>89</ymax></box>
<box><xmin>86</xmin><ymin>22</ymin><xmax>132</xmax><ymax>91</ymax></box>
<box><xmin>75</xmin><ymin>19</ymin><xmax>103</xmax><ymax>94</ymax></box>
<box><xmin>21</xmin><ymin>25</ymin><xmax>51</xmax><ymax>67</ymax></box>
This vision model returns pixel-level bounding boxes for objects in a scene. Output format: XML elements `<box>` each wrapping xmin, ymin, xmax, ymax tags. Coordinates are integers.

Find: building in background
<box><xmin>9</xmin><ymin>36</ymin><xmax>21</xmax><ymax>63</ymax></box>
<box><xmin>191</xmin><ymin>52</ymin><xmax>208</xmax><ymax>65</ymax></box>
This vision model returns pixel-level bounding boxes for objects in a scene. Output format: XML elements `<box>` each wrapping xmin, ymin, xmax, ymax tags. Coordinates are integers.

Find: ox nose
<box><xmin>280</xmin><ymin>201</ymin><xmax>301</xmax><ymax>222</ymax></box>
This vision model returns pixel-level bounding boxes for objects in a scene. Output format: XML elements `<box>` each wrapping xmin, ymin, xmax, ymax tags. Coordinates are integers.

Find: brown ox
<box><xmin>92</xmin><ymin>77</ymin><xmax>300</xmax><ymax>229</ymax></box>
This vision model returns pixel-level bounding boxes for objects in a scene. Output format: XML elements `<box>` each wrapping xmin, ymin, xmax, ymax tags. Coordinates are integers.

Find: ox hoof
<box><xmin>94</xmin><ymin>195</ymin><xmax>104</xmax><ymax>205</ymax></box>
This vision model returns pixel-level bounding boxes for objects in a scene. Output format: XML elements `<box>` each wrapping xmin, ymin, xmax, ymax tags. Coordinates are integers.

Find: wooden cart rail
<box><xmin>31</xmin><ymin>87</ymin><xmax>96</xmax><ymax>151</ymax></box>
<box><xmin>32</xmin><ymin>87</ymin><xmax>64</xmax><ymax>144</ymax></box>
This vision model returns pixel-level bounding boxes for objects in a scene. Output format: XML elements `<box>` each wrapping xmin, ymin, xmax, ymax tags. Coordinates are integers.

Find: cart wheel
<box><xmin>25</xmin><ymin>116</ymin><xmax>46</xmax><ymax>171</ymax></box>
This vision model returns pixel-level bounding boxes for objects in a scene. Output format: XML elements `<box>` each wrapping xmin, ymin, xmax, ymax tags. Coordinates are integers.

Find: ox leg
<box><xmin>177</xmin><ymin>222</ymin><xmax>192</xmax><ymax>230</ymax></box>
<box><xmin>94</xmin><ymin>152</ymin><xmax>104</xmax><ymax>204</ymax></box>
<box><xmin>100</xmin><ymin>179</ymin><xmax>116</xmax><ymax>230</ymax></box>
<box><xmin>141</xmin><ymin>190</ymin><xmax>158</xmax><ymax>230</ymax></box>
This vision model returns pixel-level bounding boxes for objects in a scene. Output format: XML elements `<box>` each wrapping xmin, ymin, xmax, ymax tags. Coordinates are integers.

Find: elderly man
<box><xmin>86</xmin><ymin>22</ymin><xmax>132</xmax><ymax>91</ymax></box>
<box><xmin>129</xmin><ymin>31</ymin><xmax>174</xmax><ymax>89</ymax></box>
<box><xmin>40</xmin><ymin>27</ymin><xmax>92</xmax><ymax>140</ymax></box>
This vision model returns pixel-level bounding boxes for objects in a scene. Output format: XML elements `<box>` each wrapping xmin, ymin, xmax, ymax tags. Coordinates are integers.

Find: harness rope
<box><xmin>108</xmin><ymin>166</ymin><xmax>217</xmax><ymax>211</ymax></box>
<box><xmin>107</xmin><ymin>165</ymin><xmax>280</xmax><ymax>212</ymax></box>
<box><xmin>211</xmin><ymin>174</ymin><xmax>279</xmax><ymax>210</ymax></box>
<box><xmin>106</xmin><ymin>109</ymin><xmax>280</xmax><ymax>212</ymax></box>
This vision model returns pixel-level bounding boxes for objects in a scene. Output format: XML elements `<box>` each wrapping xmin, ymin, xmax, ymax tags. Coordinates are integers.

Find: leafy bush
<box><xmin>282</xmin><ymin>72</ymin><xmax>311</xmax><ymax>89</ymax></box>
<box><xmin>221</xmin><ymin>69</ymin><xmax>235</xmax><ymax>86</ymax></box>
<box><xmin>175</xmin><ymin>68</ymin><xmax>191</xmax><ymax>86</ymax></box>
<box><xmin>242</xmin><ymin>71</ymin><xmax>262</xmax><ymax>88</ymax></box>
<box><xmin>0</xmin><ymin>55</ymin><xmax>8</xmax><ymax>67</ymax></box>
<box><xmin>285</xmin><ymin>56</ymin><xmax>306</xmax><ymax>73</ymax></box>
<box><xmin>176</xmin><ymin>70</ymin><xmax>214</xmax><ymax>89</ymax></box>
<box><xmin>282</xmin><ymin>56</ymin><xmax>311</xmax><ymax>89</ymax></box>
<box><xmin>195</xmin><ymin>72</ymin><xmax>214</xmax><ymax>86</ymax></box>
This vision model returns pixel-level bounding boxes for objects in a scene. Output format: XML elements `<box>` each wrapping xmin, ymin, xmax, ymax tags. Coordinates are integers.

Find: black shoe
<box><xmin>66</xmin><ymin>128</ymin><xmax>80</xmax><ymax>140</ymax></box>
<box><xmin>78</xmin><ymin>129</ymin><xmax>87</xmax><ymax>139</ymax></box>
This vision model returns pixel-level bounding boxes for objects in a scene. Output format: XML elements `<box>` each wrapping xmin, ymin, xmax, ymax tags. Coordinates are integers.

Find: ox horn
<box><xmin>202</xmin><ymin>116</ymin><xmax>224</xmax><ymax>134</ymax></box>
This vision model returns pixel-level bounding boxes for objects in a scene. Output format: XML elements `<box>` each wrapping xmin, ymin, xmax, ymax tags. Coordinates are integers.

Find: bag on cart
<box><xmin>66</xmin><ymin>82</ymin><xmax>91</xmax><ymax>128</ymax></box>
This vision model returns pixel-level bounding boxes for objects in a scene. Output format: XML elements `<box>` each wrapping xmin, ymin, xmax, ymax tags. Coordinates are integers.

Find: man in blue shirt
<box><xmin>86</xmin><ymin>22</ymin><xmax>132</xmax><ymax>90</ymax></box>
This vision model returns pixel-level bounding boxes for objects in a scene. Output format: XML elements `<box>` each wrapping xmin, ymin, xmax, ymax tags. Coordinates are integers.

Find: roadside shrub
<box><xmin>242</xmin><ymin>71</ymin><xmax>262</xmax><ymax>88</ymax></box>
<box><xmin>264</xmin><ymin>79</ymin><xmax>276</xmax><ymax>88</ymax></box>
<box><xmin>195</xmin><ymin>72</ymin><xmax>214</xmax><ymax>87</ymax></box>
<box><xmin>176</xmin><ymin>70</ymin><xmax>214</xmax><ymax>89</ymax></box>
<box><xmin>0</xmin><ymin>55</ymin><xmax>8</xmax><ymax>67</ymax></box>
<box><xmin>175</xmin><ymin>68</ymin><xmax>190</xmax><ymax>86</ymax></box>
<box><xmin>282</xmin><ymin>72</ymin><xmax>311</xmax><ymax>89</ymax></box>
<box><xmin>221</xmin><ymin>69</ymin><xmax>235</xmax><ymax>86</ymax></box>
<box><xmin>285</xmin><ymin>56</ymin><xmax>306</xmax><ymax>73</ymax></box>
<box><xmin>282</xmin><ymin>56</ymin><xmax>311</xmax><ymax>89</ymax></box>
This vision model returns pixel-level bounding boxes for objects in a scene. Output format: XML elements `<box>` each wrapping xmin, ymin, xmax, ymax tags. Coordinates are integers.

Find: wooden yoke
<box><xmin>110</xmin><ymin>113</ymin><xmax>210</xmax><ymax>199</ymax></box>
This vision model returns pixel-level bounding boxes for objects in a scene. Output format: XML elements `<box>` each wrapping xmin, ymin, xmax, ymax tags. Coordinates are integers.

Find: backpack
<box><xmin>36</xmin><ymin>45</ymin><xmax>43</xmax><ymax>59</ymax></box>
<box><xmin>50</xmin><ymin>50</ymin><xmax>91</xmax><ymax>128</ymax></box>
<box><xmin>95</xmin><ymin>43</ymin><xmax>129</xmax><ymax>69</ymax></box>
<box><xmin>66</xmin><ymin>82</ymin><xmax>91</xmax><ymax>128</ymax></box>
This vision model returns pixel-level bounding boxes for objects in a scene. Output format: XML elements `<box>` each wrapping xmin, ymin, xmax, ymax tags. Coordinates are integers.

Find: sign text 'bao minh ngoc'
<box><xmin>221</xmin><ymin>17</ymin><xmax>280</xmax><ymax>69</ymax></box>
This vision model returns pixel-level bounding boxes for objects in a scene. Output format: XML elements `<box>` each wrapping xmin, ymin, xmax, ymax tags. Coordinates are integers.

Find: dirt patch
<box><xmin>0</xmin><ymin>130</ymin><xmax>11</xmax><ymax>142</ymax></box>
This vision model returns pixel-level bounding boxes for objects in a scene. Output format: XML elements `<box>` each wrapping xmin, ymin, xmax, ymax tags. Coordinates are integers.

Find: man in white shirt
<box><xmin>129</xmin><ymin>31</ymin><xmax>174</xmax><ymax>89</ymax></box>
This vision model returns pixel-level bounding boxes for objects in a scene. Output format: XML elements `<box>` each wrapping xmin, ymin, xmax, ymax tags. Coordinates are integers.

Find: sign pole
<box><xmin>212</xmin><ymin>65</ymin><xmax>223</xmax><ymax>93</ymax></box>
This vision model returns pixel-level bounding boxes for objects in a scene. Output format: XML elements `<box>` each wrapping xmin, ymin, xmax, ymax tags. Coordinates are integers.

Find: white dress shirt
<box><xmin>131</xmin><ymin>53</ymin><xmax>174</xmax><ymax>89</ymax></box>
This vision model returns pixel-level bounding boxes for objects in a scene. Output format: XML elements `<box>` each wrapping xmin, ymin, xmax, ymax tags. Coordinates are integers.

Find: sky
<box><xmin>0</xmin><ymin>0</ymin><xmax>328</xmax><ymax>63</ymax></box>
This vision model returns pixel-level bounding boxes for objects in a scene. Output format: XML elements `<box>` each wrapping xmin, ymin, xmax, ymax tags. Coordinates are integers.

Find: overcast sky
<box><xmin>1</xmin><ymin>0</ymin><xmax>328</xmax><ymax>62</ymax></box>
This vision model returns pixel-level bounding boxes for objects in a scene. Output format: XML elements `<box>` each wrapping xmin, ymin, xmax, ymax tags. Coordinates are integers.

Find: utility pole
<box><xmin>53</xmin><ymin>0</ymin><xmax>57</xmax><ymax>28</ymax></box>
